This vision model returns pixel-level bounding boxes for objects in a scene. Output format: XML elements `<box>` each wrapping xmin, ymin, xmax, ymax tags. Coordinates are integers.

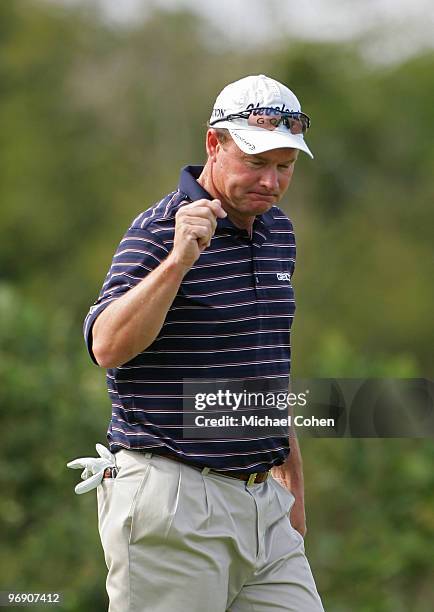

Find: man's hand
<box><xmin>171</xmin><ymin>199</ymin><xmax>227</xmax><ymax>269</ymax></box>
<box><xmin>91</xmin><ymin>198</ymin><xmax>227</xmax><ymax>368</ymax></box>
<box><xmin>289</xmin><ymin>486</ymin><xmax>307</xmax><ymax>538</ymax></box>
<box><xmin>271</xmin><ymin>433</ymin><xmax>306</xmax><ymax>538</ymax></box>
<box><xmin>271</xmin><ymin>469</ymin><xmax>307</xmax><ymax>538</ymax></box>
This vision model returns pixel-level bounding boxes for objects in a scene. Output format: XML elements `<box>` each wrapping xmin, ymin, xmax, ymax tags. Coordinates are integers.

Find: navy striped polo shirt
<box><xmin>84</xmin><ymin>165</ymin><xmax>297</xmax><ymax>472</ymax></box>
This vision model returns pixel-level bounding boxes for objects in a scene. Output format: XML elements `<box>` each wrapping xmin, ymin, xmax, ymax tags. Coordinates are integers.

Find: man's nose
<box><xmin>259</xmin><ymin>167</ymin><xmax>279</xmax><ymax>192</ymax></box>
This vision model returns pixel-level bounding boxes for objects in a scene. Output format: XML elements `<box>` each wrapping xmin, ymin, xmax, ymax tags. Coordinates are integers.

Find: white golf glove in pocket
<box><xmin>67</xmin><ymin>443</ymin><xmax>117</xmax><ymax>494</ymax></box>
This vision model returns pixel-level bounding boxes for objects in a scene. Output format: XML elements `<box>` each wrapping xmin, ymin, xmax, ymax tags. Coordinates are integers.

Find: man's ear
<box><xmin>206</xmin><ymin>129</ymin><xmax>220</xmax><ymax>161</ymax></box>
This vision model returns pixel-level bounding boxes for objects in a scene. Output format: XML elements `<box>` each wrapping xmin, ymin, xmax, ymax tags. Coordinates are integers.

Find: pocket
<box><xmin>96</xmin><ymin>467</ymin><xmax>151</xmax><ymax>558</ymax></box>
<box><xmin>97</xmin><ymin>477</ymin><xmax>114</xmax><ymax>513</ymax></box>
<box><xmin>129</xmin><ymin>458</ymin><xmax>182</xmax><ymax>544</ymax></box>
<box><xmin>270</xmin><ymin>479</ymin><xmax>305</xmax><ymax>548</ymax></box>
<box><xmin>126</xmin><ymin>463</ymin><xmax>152</xmax><ymax>523</ymax></box>
<box><xmin>271</xmin><ymin>477</ymin><xmax>296</xmax><ymax>515</ymax></box>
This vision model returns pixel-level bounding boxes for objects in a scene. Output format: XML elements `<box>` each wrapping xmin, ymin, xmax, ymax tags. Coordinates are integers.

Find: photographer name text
<box><xmin>194</xmin><ymin>414</ymin><xmax>335</xmax><ymax>428</ymax></box>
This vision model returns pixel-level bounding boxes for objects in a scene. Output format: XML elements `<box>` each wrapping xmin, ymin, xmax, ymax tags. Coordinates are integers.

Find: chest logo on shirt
<box><xmin>276</xmin><ymin>272</ymin><xmax>291</xmax><ymax>281</ymax></box>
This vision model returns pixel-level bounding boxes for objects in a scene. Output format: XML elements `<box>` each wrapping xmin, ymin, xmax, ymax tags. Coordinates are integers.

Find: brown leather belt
<box><xmin>159</xmin><ymin>453</ymin><xmax>270</xmax><ymax>485</ymax></box>
<box><xmin>103</xmin><ymin>453</ymin><xmax>270</xmax><ymax>485</ymax></box>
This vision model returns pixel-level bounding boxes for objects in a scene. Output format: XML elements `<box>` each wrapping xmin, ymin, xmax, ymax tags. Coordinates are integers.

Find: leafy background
<box><xmin>0</xmin><ymin>1</ymin><xmax>433</xmax><ymax>610</ymax></box>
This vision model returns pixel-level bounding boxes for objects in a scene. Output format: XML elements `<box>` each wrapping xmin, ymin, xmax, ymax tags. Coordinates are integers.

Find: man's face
<box><xmin>210</xmin><ymin>133</ymin><xmax>299</xmax><ymax>219</ymax></box>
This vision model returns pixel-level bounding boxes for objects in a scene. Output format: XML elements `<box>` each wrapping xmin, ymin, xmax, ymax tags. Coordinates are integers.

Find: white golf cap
<box><xmin>209</xmin><ymin>74</ymin><xmax>313</xmax><ymax>159</ymax></box>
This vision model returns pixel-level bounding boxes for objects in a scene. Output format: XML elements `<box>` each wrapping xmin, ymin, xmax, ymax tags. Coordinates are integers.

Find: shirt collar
<box><xmin>179</xmin><ymin>165</ymin><xmax>277</xmax><ymax>234</ymax></box>
<box><xmin>179</xmin><ymin>166</ymin><xmax>211</xmax><ymax>201</ymax></box>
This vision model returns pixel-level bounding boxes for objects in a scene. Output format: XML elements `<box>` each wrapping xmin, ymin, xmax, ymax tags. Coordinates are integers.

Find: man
<box><xmin>71</xmin><ymin>74</ymin><xmax>324</xmax><ymax>611</ymax></box>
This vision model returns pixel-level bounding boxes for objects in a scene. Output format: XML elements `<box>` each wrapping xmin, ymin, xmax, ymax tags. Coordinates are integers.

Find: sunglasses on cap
<box><xmin>210</xmin><ymin>107</ymin><xmax>311</xmax><ymax>135</ymax></box>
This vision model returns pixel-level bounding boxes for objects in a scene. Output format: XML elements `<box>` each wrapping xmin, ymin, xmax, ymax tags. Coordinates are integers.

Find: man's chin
<box><xmin>243</xmin><ymin>199</ymin><xmax>275</xmax><ymax>214</ymax></box>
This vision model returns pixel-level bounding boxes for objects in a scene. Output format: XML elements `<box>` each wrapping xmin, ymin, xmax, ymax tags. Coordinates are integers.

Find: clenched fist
<box><xmin>171</xmin><ymin>199</ymin><xmax>227</xmax><ymax>270</ymax></box>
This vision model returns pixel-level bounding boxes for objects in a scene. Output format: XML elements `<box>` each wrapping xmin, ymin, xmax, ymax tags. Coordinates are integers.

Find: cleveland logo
<box><xmin>246</xmin><ymin>103</ymin><xmax>291</xmax><ymax>114</ymax></box>
<box><xmin>276</xmin><ymin>272</ymin><xmax>291</xmax><ymax>281</ymax></box>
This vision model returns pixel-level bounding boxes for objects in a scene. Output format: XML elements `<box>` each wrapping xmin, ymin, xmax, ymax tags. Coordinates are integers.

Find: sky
<box><xmin>53</xmin><ymin>0</ymin><xmax>434</xmax><ymax>63</ymax></box>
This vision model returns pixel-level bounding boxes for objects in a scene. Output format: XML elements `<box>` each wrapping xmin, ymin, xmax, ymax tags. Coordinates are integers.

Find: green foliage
<box><xmin>304</xmin><ymin>438</ymin><xmax>434</xmax><ymax>611</ymax></box>
<box><xmin>0</xmin><ymin>284</ymin><xmax>108</xmax><ymax>609</ymax></box>
<box><xmin>0</xmin><ymin>2</ymin><xmax>432</xmax><ymax>610</ymax></box>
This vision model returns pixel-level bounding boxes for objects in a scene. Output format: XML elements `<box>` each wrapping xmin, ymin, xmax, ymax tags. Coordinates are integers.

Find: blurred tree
<box><xmin>0</xmin><ymin>283</ymin><xmax>108</xmax><ymax>609</ymax></box>
<box><xmin>268</xmin><ymin>44</ymin><xmax>434</xmax><ymax>375</ymax></box>
<box><xmin>303</xmin><ymin>437</ymin><xmax>434</xmax><ymax>612</ymax></box>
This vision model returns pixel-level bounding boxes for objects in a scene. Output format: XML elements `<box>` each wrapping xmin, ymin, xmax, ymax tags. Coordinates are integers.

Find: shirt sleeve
<box><xmin>83</xmin><ymin>225</ymin><xmax>170</xmax><ymax>365</ymax></box>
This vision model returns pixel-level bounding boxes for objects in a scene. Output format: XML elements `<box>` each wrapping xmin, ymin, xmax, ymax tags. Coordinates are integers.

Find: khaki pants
<box><xmin>97</xmin><ymin>450</ymin><xmax>324</xmax><ymax>612</ymax></box>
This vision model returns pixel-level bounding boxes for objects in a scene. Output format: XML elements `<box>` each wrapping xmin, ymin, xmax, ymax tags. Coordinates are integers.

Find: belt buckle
<box><xmin>247</xmin><ymin>472</ymin><xmax>258</xmax><ymax>486</ymax></box>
